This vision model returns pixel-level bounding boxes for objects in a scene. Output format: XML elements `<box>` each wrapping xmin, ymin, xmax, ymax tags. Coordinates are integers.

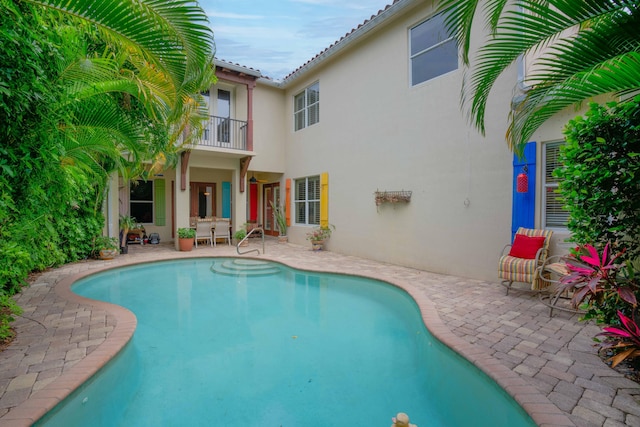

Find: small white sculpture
<box><xmin>391</xmin><ymin>412</ymin><xmax>417</xmax><ymax>427</ymax></box>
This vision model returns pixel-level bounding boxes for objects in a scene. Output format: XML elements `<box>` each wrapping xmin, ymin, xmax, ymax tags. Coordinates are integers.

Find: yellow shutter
<box><xmin>320</xmin><ymin>172</ymin><xmax>328</xmax><ymax>228</ymax></box>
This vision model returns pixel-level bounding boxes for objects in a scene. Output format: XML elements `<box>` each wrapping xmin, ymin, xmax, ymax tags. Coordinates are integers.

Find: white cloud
<box><xmin>208</xmin><ymin>11</ymin><xmax>264</xmax><ymax>20</ymax></box>
<box><xmin>201</xmin><ymin>0</ymin><xmax>392</xmax><ymax>79</ymax></box>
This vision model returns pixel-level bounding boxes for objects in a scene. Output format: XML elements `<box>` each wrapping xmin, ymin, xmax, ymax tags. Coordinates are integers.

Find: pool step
<box><xmin>210</xmin><ymin>259</ymin><xmax>281</xmax><ymax>276</ymax></box>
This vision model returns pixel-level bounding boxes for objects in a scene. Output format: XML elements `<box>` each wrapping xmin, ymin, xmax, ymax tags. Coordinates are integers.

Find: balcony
<box><xmin>197</xmin><ymin>115</ymin><xmax>248</xmax><ymax>151</ymax></box>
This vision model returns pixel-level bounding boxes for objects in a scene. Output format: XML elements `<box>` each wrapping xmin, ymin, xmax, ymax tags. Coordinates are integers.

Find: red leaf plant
<box><xmin>557</xmin><ymin>243</ymin><xmax>637</xmax><ymax>309</ymax></box>
<box><xmin>597</xmin><ymin>310</ymin><xmax>640</xmax><ymax>367</ymax></box>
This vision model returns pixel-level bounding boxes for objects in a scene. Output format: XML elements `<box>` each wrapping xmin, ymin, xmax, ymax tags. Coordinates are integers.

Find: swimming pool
<box><xmin>36</xmin><ymin>258</ymin><xmax>536</xmax><ymax>426</ymax></box>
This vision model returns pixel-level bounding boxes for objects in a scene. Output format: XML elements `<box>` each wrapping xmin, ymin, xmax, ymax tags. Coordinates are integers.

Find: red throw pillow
<box><xmin>508</xmin><ymin>234</ymin><xmax>546</xmax><ymax>259</ymax></box>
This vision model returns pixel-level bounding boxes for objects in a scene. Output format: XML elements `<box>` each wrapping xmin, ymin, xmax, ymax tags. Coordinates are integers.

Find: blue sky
<box><xmin>199</xmin><ymin>0</ymin><xmax>393</xmax><ymax>80</ymax></box>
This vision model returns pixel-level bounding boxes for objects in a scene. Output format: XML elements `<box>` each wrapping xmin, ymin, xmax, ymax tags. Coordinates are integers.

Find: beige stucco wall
<box><xmin>280</xmin><ymin>2</ymin><xmax>519</xmax><ymax>281</ymax></box>
<box><xmin>105</xmin><ymin>1</ymin><xmax>601</xmax><ymax>279</ymax></box>
<box><xmin>251</xmin><ymin>84</ymin><xmax>286</xmax><ymax>173</ymax></box>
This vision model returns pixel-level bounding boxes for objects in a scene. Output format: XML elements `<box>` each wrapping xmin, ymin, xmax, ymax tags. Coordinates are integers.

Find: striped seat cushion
<box><xmin>498</xmin><ymin>255</ymin><xmax>537</xmax><ymax>284</ymax></box>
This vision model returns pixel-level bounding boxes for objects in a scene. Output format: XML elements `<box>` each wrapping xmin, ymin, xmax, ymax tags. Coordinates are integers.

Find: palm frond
<box><xmin>465</xmin><ymin>0</ymin><xmax>626</xmax><ymax>133</ymax></box>
<box><xmin>27</xmin><ymin>0</ymin><xmax>214</xmax><ymax>92</ymax></box>
<box><xmin>438</xmin><ymin>0</ymin><xmax>483</xmax><ymax>64</ymax></box>
<box><xmin>509</xmin><ymin>51</ymin><xmax>640</xmax><ymax>153</ymax></box>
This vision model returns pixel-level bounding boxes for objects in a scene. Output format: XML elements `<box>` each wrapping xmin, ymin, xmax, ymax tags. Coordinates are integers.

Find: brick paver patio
<box><xmin>1</xmin><ymin>240</ymin><xmax>639</xmax><ymax>426</ymax></box>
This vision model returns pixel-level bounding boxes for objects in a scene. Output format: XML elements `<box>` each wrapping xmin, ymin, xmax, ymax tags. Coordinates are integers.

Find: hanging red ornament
<box><xmin>516</xmin><ymin>172</ymin><xmax>528</xmax><ymax>193</ymax></box>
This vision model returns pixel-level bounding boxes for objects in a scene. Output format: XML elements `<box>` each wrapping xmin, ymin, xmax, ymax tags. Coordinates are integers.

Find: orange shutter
<box><xmin>285</xmin><ymin>178</ymin><xmax>291</xmax><ymax>226</ymax></box>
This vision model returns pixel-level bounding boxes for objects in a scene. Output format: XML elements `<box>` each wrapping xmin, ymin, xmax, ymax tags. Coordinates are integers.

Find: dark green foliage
<box><xmin>556</xmin><ymin>98</ymin><xmax>640</xmax><ymax>261</ymax></box>
<box><xmin>0</xmin><ymin>1</ymin><xmax>61</xmax><ymax>149</ymax></box>
<box><xmin>0</xmin><ymin>0</ymin><xmax>215</xmax><ymax>341</ymax></box>
<box><xmin>0</xmin><ymin>292</ymin><xmax>23</xmax><ymax>341</ymax></box>
<box><xmin>558</xmin><ymin>244</ymin><xmax>639</xmax><ymax>325</ymax></box>
<box><xmin>556</xmin><ymin>99</ymin><xmax>640</xmax><ymax>327</ymax></box>
<box><xmin>0</xmin><ymin>3</ymin><xmax>106</xmax><ymax>294</ymax></box>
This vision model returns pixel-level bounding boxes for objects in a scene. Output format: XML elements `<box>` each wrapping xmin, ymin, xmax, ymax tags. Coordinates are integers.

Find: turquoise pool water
<box><xmin>36</xmin><ymin>258</ymin><xmax>535</xmax><ymax>426</ymax></box>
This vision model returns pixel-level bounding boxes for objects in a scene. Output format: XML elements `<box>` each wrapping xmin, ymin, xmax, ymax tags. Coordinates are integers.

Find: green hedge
<box><xmin>557</xmin><ymin>98</ymin><xmax>640</xmax><ymax>261</ymax></box>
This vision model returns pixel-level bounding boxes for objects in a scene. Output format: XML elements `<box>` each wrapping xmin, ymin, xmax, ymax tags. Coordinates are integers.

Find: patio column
<box><xmin>174</xmin><ymin>154</ymin><xmax>191</xmax><ymax>249</ymax></box>
<box><xmin>103</xmin><ymin>171</ymin><xmax>119</xmax><ymax>239</ymax></box>
<box><xmin>232</xmin><ymin>167</ymin><xmax>248</xmax><ymax>236</ymax></box>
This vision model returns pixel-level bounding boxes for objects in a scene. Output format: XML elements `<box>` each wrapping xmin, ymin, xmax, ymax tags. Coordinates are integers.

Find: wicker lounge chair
<box><xmin>498</xmin><ymin>227</ymin><xmax>553</xmax><ymax>295</ymax></box>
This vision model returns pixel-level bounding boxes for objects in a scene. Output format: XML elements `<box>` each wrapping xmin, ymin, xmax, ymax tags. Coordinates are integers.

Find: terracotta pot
<box><xmin>178</xmin><ymin>237</ymin><xmax>194</xmax><ymax>251</ymax></box>
<box><xmin>311</xmin><ymin>240</ymin><xmax>324</xmax><ymax>251</ymax></box>
<box><xmin>99</xmin><ymin>249</ymin><xmax>118</xmax><ymax>260</ymax></box>
<box><xmin>278</xmin><ymin>235</ymin><xmax>288</xmax><ymax>243</ymax></box>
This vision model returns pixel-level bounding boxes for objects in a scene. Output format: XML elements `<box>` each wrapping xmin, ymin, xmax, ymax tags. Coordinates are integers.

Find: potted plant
<box><xmin>270</xmin><ymin>201</ymin><xmax>288</xmax><ymax>243</ymax></box>
<box><xmin>94</xmin><ymin>236</ymin><xmax>120</xmax><ymax>260</ymax></box>
<box><xmin>234</xmin><ymin>228</ymin><xmax>248</xmax><ymax>246</ymax></box>
<box><xmin>119</xmin><ymin>214</ymin><xmax>137</xmax><ymax>254</ymax></box>
<box><xmin>306</xmin><ymin>224</ymin><xmax>335</xmax><ymax>251</ymax></box>
<box><xmin>177</xmin><ymin>227</ymin><xmax>196</xmax><ymax>251</ymax></box>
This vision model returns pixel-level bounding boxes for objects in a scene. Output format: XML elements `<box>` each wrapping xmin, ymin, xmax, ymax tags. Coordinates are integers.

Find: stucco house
<box><xmin>104</xmin><ymin>0</ymin><xmax>580</xmax><ymax>282</ymax></box>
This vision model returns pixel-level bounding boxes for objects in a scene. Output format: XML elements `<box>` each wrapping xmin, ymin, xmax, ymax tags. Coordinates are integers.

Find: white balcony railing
<box><xmin>198</xmin><ymin>115</ymin><xmax>247</xmax><ymax>150</ymax></box>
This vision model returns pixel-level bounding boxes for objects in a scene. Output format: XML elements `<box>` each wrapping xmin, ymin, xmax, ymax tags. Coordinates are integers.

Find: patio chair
<box><xmin>213</xmin><ymin>218</ymin><xmax>231</xmax><ymax>246</ymax></box>
<box><xmin>195</xmin><ymin>220</ymin><xmax>213</xmax><ymax>248</ymax></box>
<box><xmin>537</xmin><ymin>254</ymin><xmax>585</xmax><ymax>317</ymax></box>
<box><xmin>498</xmin><ymin>227</ymin><xmax>553</xmax><ymax>295</ymax></box>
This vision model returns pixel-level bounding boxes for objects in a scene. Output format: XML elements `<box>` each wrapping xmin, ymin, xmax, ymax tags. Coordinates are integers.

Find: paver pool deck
<box><xmin>0</xmin><ymin>240</ymin><xmax>639</xmax><ymax>426</ymax></box>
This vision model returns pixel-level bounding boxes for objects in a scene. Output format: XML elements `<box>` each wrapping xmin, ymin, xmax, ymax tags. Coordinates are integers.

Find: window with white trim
<box><xmin>542</xmin><ymin>141</ymin><xmax>569</xmax><ymax>228</ymax></box>
<box><xmin>295</xmin><ymin>176</ymin><xmax>320</xmax><ymax>225</ymax></box>
<box><xmin>130</xmin><ymin>180</ymin><xmax>154</xmax><ymax>224</ymax></box>
<box><xmin>410</xmin><ymin>13</ymin><xmax>458</xmax><ymax>86</ymax></box>
<box><xmin>294</xmin><ymin>82</ymin><xmax>319</xmax><ymax>131</ymax></box>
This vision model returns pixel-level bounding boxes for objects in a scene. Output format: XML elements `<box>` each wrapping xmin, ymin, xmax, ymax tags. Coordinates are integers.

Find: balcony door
<box><xmin>217</xmin><ymin>89</ymin><xmax>231</xmax><ymax>144</ymax></box>
<box><xmin>190</xmin><ymin>182</ymin><xmax>216</xmax><ymax>220</ymax></box>
<box><xmin>263</xmin><ymin>183</ymin><xmax>281</xmax><ymax>236</ymax></box>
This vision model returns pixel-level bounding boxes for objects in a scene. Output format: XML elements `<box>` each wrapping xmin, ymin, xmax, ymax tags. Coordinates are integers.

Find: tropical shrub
<box><xmin>0</xmin><ymin>0</ymin><xmax>215</xmax><ymax>300</ymax></box>
<box><xmin>177</xmin><ymin>228</ymin><xmax>196</xmax><ymax>239</ymax></box>
<box><xmin>559</xmin><ymin>244</ymin><xmax>639</xmax><ymax>325</ymax></box>
<box><xmin>306</xmin><ymin>225</ymin><xmax>335</xmax><ymax>243</ymax></box>
<box><xmin>270</xmin><ymin>202</ymin><xmax>287</xmax><ymax>236</ymax></box>
<box><xmin>234</xmin><ymin>228</ymin><xmax>247</xmax><ymax>241</ymax></box>
<box><xmin>559</xmin><ymin>243</ymin><xmax>640</xmax><ymax>367</ymax></box>
<box><xmin>598</xmin><ymin>311</ymin><xmax>640</xmax><ymax>368</ymax></box>
<box><xmin>0</xmin><ymin>292</ymin><xmax>23</xmax><ymax>342</ymax></box>
<box><xmin>94</xmin><ymin>236</ymin><xmax>120</xmax><ymax>251</ymax></box>
<box><xmin>556</xmin><ymin>99</ymin><xmax>640</xmax><ymax>262</ymax></box>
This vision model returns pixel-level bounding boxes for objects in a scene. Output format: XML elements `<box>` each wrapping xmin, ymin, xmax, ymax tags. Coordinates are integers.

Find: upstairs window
<box><xmin>295</xmin><ymin>176</ymin><xmax>320</xmax><ymax>225</ymax></box>
<box><xmin>130</xmin><ymin>180</ymin><xmax>154</xmax><ymax>224</ymax></box>
<box><xmin>542</xmin><ymin>141</ymin><xmax>569</xmax><ymax>228</ymax></box>
<box><xmin>294</xmin><ymin>82</ymin><xmax>319</xmax><ymax>131</ymax></box>
<box><xmin>410</xmin><ymin>13</ymin><xmax>458</xmax><ymax>86</ymax></box>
